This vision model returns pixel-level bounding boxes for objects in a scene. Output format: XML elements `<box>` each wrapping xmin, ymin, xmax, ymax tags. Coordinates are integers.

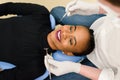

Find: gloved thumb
<box><xmin>68</xmin><ymin>5</ymin><xmax>80</xmax><ymax>11</ymax></box>
<box><xmin>48</xmin><ymin>59</ymin><xmax>60</xmax><ymax>67</ymax></box>
<box><xmin>44</xmin><ymin>56</ymin><xmax>49</xmax><ymax>70</ymax></box>
<box><xmin>65</xmin><ymin>0</ymin><xmax>78</xmax><ymax>12</ymax></box>
<box><xmin>46</xmin><ymin>54</ymin><xmax>53</xmax><ymax>59</ymax></box>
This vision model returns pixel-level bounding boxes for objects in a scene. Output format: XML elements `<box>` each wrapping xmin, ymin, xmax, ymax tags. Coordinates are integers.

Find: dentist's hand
<box><xmin>66</xmin><ymin>0</ymin><xmax>89</xmax><ymax>13</ymax></box>
<box><xmin>66</xmin><ymin>0</ymin><xmax>99</xmax><ymax>16</ymax></box>
<box><xmin>44</xmin><ymin>56</ymin><xmax>81</xmax><ymax>76</ymax></box>
<box><xmin>44</xmin><ymin>54</ymin><xmax>53</xmax><ymax>71</ymax></box>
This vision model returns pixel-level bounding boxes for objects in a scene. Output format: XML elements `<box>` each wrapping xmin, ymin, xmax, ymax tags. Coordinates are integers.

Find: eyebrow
<box><xmin>74</xmin><ymin>26</ymin><xmax>77</xmax><ymax>46</ymax></box>
<box><xmin>74</xmin><ymin>26</ymin><xmax>76</xmax><ymax>31</ymax></box>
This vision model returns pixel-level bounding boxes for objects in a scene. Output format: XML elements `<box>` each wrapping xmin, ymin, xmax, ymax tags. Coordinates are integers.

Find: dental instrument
<box><xmin>44</xmin><ymin>48</ymin><xmax>52</xmax><ymax>80</ymax></box>
<box><xmin>60</xmin><ymin>12</ymin><xmax>69</xmax><ymax>22</ymax></box>
<box><xmin>60</xmin><ymin>0</ymin><xmax>79</xmax><ymax>22</ymax></box>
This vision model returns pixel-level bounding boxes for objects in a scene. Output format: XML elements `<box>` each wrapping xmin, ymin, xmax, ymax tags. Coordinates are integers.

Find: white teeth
<box><xmin>58</xmin><ymin>31</ymin><xmax>61</xmax><ymax>40</ymax></box>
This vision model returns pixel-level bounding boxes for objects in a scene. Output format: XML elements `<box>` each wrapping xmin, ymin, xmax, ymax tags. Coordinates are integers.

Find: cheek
<box><xmin>61</xmin><ymin>41</ymin><xmax>72</xmax><ymax>51</ymax></box>
<box><xmin>61</xmin><ymin>40</ymin><xmax>69</xmax><ymax>47</ymax></box>
<box><xmin>51</xmin><ymin>31</ymin><xmax>58</xmax><ymax>42</ymax></box>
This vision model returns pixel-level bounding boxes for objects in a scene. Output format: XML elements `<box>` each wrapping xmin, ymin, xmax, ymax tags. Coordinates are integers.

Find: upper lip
<box><xmin>56</xmin><ymin>30</ymin><xmax>61</xmax><ymax>42</ymax></box>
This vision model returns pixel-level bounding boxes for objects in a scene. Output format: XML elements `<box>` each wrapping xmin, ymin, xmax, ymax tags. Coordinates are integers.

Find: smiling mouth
<box><xmin>56</xmin><ymin>30</ymin><xmax>61</xmax><ymax>42</ymax></box>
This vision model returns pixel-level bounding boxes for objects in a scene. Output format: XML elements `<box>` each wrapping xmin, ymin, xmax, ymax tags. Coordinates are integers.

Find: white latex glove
<box><xmin>44</xmin><ymin>54</ymin><xmax>53</xmax><ymax>71</ymax></box>
<box><xmin>45</xmin><ymin>57</ymin><xmax>81</xmax><ymax>76</ymax></box>
<box><xmin>66</xmin><ymin>0</ymin><xmax>99</xmax><ymax>16</ymax></box>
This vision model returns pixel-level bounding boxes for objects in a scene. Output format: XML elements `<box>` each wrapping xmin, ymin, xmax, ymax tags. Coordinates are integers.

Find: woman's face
<box><xmin>47</xmin><ymin>25</ymin><xmax>90</xmax><ymax>56</ymax></box>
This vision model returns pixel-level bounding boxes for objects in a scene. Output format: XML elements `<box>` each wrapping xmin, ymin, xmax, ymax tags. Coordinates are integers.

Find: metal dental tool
<box><xmin>60</xmin><ymin>0</ymin><xmax>79</xmax><ymax>22</ymax></box>
<box><xmin>60</xmin><ymin>12</ymin><xmax>69</xmax><ymax>22</ymax></box>
<box><xmin>44</xmin><ymin>48</ymin><xmax>52</xmax><ymax>80</ymax></box>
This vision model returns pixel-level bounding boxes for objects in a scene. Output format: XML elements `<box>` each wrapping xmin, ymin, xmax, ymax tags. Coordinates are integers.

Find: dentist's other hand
<box><xmin>66</xmin><ymin>0</ymin><xmax>99</xmax><ymax>16</ymax></box>
<box><xmin>44</xmin><ymin>54</ymin><xmax>53</xmax><ymax>71</ymax></box>
<box><xmin>45</xmin><ymin>57</ymin><xmax>81</xmax><ymax>76</ymax></box>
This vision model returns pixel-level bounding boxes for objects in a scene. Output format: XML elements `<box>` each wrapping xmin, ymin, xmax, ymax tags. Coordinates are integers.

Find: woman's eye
<box><xmin>70</xmin><ymin>26</ymin><xmax>72</xmax><ymax>32</ymax></box>
<box><xmin>70</xmin><ymin>38</ymin><xmax>73</xmax><ymax>45</ymax></box>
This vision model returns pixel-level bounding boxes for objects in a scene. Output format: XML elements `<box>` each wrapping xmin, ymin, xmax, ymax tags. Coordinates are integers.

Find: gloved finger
<box><xmin>65</xmin><ymin>0</ymin><xmax>77</xmax><ymax>12</ymax></box>
<box><xmin>50</xmin><ymin>67</ymin><xmax>60</xmax><ymax>76</ymax></box>
<box><xmin>44</xmin><ymin>56</ymin><xmax>50</xmax><ymax>71</ymax></box>
<box><xmin>69</xmin><ymin>5</ymin><xmax>80</xmax><ymax>11</ymax></box>
<box><xmin>66</xmin><ymin>12</ymin><xmax>71</xmax><ymax>16</ymax></box>
<box><xmin>50</xmin><ymin>65</ymin><xmax>67</xmax><ymax>76</ymax></box>
<box><xmin>48</xmin><ymin>63</ymin><xmax>62</xmax><ymax>76</ymax></box>
<box><xmin>46</xmin><ymin>54</ymin><xmax>53</xmax><ymax>59</ymax></box>
<box><xmin>48</xmin><ymin>59</ymin><xmax>60</xmax><ymax>67</ymax></box>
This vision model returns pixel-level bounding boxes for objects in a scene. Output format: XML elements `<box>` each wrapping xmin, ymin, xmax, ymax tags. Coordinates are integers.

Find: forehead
<box><xmin>74</xmin><ymin>26</ymin><xmax>90</xmax><ymax>52</ymax></box>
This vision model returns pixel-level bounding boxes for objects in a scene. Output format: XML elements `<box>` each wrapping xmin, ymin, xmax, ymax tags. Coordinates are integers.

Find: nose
<box><xmin>62</xmin><ymin>31</ymin><xmax>71</xmax><ymax>40</ymax></box>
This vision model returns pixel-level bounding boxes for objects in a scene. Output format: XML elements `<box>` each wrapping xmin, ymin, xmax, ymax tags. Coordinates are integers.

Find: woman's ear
<box><xmin>63</xmin><ymin>51</ymin><xmax>74</xmax><ymax>56</ymax></box>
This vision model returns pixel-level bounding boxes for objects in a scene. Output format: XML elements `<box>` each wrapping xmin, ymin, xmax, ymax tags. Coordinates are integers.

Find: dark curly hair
<box><xmin>106</xmin><ymin>0</ymin><xmax>120</xmax><ymax>7</ymax></box>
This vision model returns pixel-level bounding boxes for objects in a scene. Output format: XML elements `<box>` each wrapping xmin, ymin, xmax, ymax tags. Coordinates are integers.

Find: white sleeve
<box><xmin>98</xmin><ymin>68</ymin><xmax>114</xmax><ymax>80</ymax></box>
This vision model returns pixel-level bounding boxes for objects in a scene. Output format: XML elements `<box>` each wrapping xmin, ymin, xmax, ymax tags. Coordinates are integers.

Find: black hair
<box><xmin>107</xmin><ymin>0</ymin><xmax>120</xmax><ymax>7</ymax></box>
<box><xmin>73</xmin><ymin>29</ymin><xmax>95</xmax><ymax>56</ymax></box>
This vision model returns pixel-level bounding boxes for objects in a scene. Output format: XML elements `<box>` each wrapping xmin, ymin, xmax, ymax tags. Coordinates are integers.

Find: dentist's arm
<box><xmin>44</xmin><ymin>55</ymin><xmax>101</xmax><ymax>80</ymax></box>
<box><xmin>45</xmin><ymin>55</ymin><xmax>115</xmax><ymax>80</ymax></box>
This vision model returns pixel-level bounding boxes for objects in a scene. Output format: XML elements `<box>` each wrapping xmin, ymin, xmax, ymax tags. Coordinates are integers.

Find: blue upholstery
<box><xmin>0</xmin><ymin>61</ymin><xmax>16</xmax><ymax>70</ymax></box>
<box><xmin>50</xmin><ymin>14</ymin><xmax>56</xmax><ymax>29</ymax></box>
<box><xmin>52</xmin><ymin>50</ymin><xmax>85</xmax><ymax>62</ymax></box>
